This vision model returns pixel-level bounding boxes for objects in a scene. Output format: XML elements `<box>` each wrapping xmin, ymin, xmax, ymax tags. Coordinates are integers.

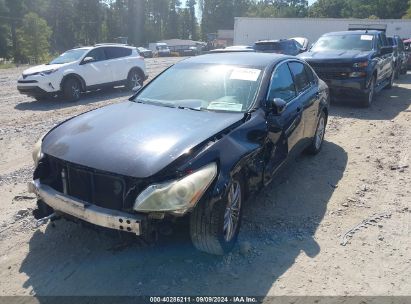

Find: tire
<box><xmin>62</xmin><ymin>78</ymin><xmax>81</xmax><ymax>102</ymax></box>
<box><xmin>306</xmin><ymin>111</ymin><xmax>327</xmax><ymax>155</ymax></box>
<box><xmin>360</xmin><ymin>76</ymin><xmax>376</xmax><ymax>107</ymax></box>
<box><xmin>394</xmin><ymin>67</ymin><xmax>400</xmax><ymax>80</ymax></box>
<box><xmin>126</xmin><ymin>69</ymin><xmax>144</xmax><ymax>91</ymax></box>
<box><xmin>385</xmin><ymin>71</ymin><xmax>395</xmax><ymax>90</ymax></box>
<box><xmin>190</xmin><ymin>175</ymin><xmax>243</xmax><ymax>255</ymax></box>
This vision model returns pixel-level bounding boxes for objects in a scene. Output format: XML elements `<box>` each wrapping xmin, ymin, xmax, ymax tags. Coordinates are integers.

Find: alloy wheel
<box><xmin>72</xmin><ymin>82</ymin><xmax>81</xmax><ymax>99</ymax></box>
<box><xmin>131</xmin><ymin>72</ymin><xmax>142</xmax><ymax>88</ymax></box>
<box><xmin>315</xmin><ymin>116</ymin><xmax>325</xmax><ymax>150</ymax></box>
<box><xmin>368</xmin><ymin>78</ymin><xmax>375</xmax><ymax>105</ymax></box>
<box><xmin>223</xmin><ymin>181</ymin><xmax>242</xmax><ymax>242</ymax></box>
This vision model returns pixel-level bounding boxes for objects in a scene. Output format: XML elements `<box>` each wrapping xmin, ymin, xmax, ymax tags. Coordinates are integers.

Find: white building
<box><xmin>234</xmin><ymin>17</ymin><xmax>411</xmax><ymax>45</ymax></box>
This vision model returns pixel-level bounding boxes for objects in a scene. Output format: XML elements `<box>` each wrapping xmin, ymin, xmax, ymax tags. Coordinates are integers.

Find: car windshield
<box><xmin>49</xmin><ymin>49</ymin><xmax>88</xmax><ymax>64</ymax></box>
<box><xmin>311</xmin><ymin>34</ymin><xmax>374</xmax><ymax>52</ymax></box>
<box><xmin>134</xmin><ymin>63</ymin><xmax>263</xmax><ymax>112</ymax></box>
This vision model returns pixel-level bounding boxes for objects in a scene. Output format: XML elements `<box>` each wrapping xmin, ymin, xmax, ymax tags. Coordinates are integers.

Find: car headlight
<box><xmin>353</xmin><ymin>61</ymin><xmax>368</xmax><ymax>68</ymax></box>
<box><xmin>134</xmin><ymin>163</ymin><xmax>217</xmax><ymax>214</ymax></box>
<box><xmin>32</xmin><ymin>135</ymin><xmax>45</xmax><ymax>167</ymax></box>
<box><xmin>40</xmin><ymin>69</ymin><xmax>58</xmax><ymax>76</ymax></box>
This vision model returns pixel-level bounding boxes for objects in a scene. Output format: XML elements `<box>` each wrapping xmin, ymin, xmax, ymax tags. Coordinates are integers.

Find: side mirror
<box><xmin>82</xmin><ymin>57</ymin><xmax>95</xmax><ymax>64</ymax></box>
<box><xmin>266</xmin><ymin>98</ymin><xmax>287</xmax><ymax>115</ymax></box>
<box><xmin>380</xmin><ymin>46</ymin><xmax>393</xmax><ymax>55</ymax></box>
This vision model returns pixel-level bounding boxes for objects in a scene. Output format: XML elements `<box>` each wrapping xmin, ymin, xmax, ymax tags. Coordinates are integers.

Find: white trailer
<box><xmin>234</xmin><ymin>17</ymin><xmax>411</xmax><ymax>45</ymax></box>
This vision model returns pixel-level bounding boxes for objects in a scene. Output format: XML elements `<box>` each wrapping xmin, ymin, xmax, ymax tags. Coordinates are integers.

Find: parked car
<box><xmin>28</xmin><ymin>53</ymin><xmax>330</xmax><ymax>255</ymax></box>
<box><xmin>148</xmin><ymin>42</ymin><xmax>171</xmax><ymax>57</ymax></box>
<box><xmin>291</xmin><ymin>37</ymin><xmax>309</xmax><ymax>52</ymax></box>
<box><xmin>387</xmin><ymin>36</ymin><xmax>407</xmax><ymax>78</ymax></box>
<box><xmin>299</xmin><ymin>30</ymin><xmax>394</xmax><ymax>107</ymax></box>
<box><xmin>137</xmin><ymin>47</ymin><xmax>153</xmax><ymax>58</ymax></box>
<box><xmin>17</xmin><ymin>44</ymin><xmax>147</xmax><ymax>102</ymax></box>
<box><xmin>178</xmin><ymin>46</ymin><xmax>198</xmax><ymax>56</ymax></box>
<box><xmin>209</xmin><ymin>45</ymin><xmax>254</xmax><ymax>54</ymax></box>
<box><xmin>404</xmin><ymin>38</ymin><xmax>411</xmax><ymax>69</ymax></box>
<box><xmin>254</xmin><ymin>39</ymin><xmax>306</xmax><ymax>56</ymax></box>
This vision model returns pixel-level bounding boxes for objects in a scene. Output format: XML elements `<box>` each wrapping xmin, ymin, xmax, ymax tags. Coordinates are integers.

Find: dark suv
<box><xmin>387</xmin><ymin>36</ymin><xmax>408</xmax><ymax>78</ymax></box>
<box><xmin>299</xmin><ymin>30</ymin><xmax>394</xmax><ymax>107</ymax></box>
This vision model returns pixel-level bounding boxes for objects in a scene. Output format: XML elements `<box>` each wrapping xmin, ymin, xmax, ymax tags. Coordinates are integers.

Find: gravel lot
<box><xmin>0</xmin><ymin>57</ymin><xmax>410</xmax><ymax>297</ymax></box>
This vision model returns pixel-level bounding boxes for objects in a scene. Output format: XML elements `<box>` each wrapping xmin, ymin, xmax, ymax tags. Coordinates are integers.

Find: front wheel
<box><xmin>190</xmin><ymin>176</ymin><xmax>243</xmax><ymax>255</ymax></box>
<box><xmin>63</xmin><ymin>78</ymin><xmax>81</xmax><ymax>102</ymax></box>
<box><xmin>360</xmin><ymin>77</ymin><xmax>375</xmax><ymax>107</ymax></box>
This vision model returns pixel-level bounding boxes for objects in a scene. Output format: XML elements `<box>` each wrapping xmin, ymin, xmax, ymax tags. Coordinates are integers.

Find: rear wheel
<box><xmin>385</xmin><ymin>71</ymin><xmax>395</xmax><ymax>90</ymax></box>
<box><xmin>126</xmin><ymin>69</ymin><xmax>143</xmax><ymax>90</ymax></box>
<box><xmin>306</xmin><ymin>111</ymin><xmax>327</xmax><ymax>155</ymax></box>
<box><xmin>190</xmin><ymin>176</ymin><xmax>243</xmax><ymax>255</ymax></box>
<box><xmin>63</xmin><ymin>78</ymin><xmax>81</xmax><ymax>102</ymax></box>
<box><xmin>394</xmin><ymin>65</ymin><xmax>400</xmax><ymax>79</ymax></box>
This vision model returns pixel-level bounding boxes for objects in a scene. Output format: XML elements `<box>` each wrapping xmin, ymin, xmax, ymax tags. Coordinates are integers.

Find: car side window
<box><xmin>267</xmin><ymin>63</ymin><xmax>297</xmax><ymax>103</ymax></box>
<box><xmin>376</xmin><ymin>37</ymin><xmax>382</xmax><ymax>51</ymax></box>
<box><xmin>288</xmin><ymin>61</ymin><xmax>311</xmax><ymax>93</ymax></box>
<box><xmin>304</xmin><ymin>64</ymin><xmax>316</xmax><ymax>84</ymax></box>
<box><xmin>397</xmin><ymin>39</ymin><xmax>404</xmax><ymax>51</ymax></box>
<box><xmin>86</xmin><ymin>48</ymin><xmax>106</xmax><ymax>62</ymax></box>
<box><xmin>105</xmin><ymin>47</ymin><xmax>132</xmax><ymax>60</ymax></box>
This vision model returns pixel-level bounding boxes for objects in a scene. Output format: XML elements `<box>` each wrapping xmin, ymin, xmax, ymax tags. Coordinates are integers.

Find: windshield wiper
<box><xmin>136</xmin><ymin>99</ymin><xmax>176</xmax><ymax>109</ymax></box>
<box><xmin>177</xmin><ymin>106</ymin><xmax>203</xmax><ymax>111</ymax></box>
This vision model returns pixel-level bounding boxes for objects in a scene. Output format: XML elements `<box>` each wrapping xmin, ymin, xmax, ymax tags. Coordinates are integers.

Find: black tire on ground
<box><xmin>394</xmin><ymin>67</ymin><xmax>400</xmax><ymax>80</ymax></box>
<box><xmin>385</xmin><ymin>71</ymin><xmax>395</xmax><ymax>90</ymax></box>
<box><xmin>190</xmin><ymin>175</ymin><xmax>244</xmax><ymax>255</ymax></box>
<box><xmin>126</xmin><ymin>69</ymin><xmax>144</xmax><ymax>91</ymax></box>
<box><xmin>62</xmin><ymin>78</ymin><xmax>81</xmax><ymax>102</ymax></box>
<box><xmin>306</xmin><ymin>111</ymin><xmax>327</xmax><ymax>155</ymax></box>
<box><xmin>360</xmin><ymin>76</ymin><xmax>376</xmax><ymax>107</ymax></box>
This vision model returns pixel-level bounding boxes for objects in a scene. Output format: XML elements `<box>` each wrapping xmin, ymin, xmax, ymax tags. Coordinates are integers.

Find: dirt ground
<box><xmin>0</xmin><ymin>57</ymin><xmax>410</xmax><ymax>298</ymax></box>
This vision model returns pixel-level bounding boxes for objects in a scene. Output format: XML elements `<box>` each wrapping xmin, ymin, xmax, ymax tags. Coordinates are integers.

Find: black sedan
<box><xmin>29</xmin><ymin>53</ymin><xmax>330</xmax><ymax>255</ymax></box>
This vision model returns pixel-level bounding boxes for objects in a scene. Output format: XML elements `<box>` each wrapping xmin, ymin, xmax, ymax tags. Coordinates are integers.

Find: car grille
<box><xmin>308</xmin><ymin>62</ymin><xmax>353</xmax><ymax>80</ymax></box>
<box><xmin>45</xmin><ymin>155</ymin><xmax>127</xmax><ymax>211</ymax></box>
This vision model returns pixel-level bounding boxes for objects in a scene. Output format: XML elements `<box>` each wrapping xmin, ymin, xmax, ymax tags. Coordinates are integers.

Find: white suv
<box><xmin>17</xmin><ymin>44</ymin><xmax>147</xmax><ymax>102</ymax></box>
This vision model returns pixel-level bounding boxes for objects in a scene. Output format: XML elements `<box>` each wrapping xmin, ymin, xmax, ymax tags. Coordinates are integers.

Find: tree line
<box><xmin>0</xmin><ymin>0</ymin><xmax>410</xmax><ymax>64</ymax></box>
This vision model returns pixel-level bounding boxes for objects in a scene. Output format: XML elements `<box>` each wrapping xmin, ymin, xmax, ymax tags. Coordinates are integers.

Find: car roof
<box><xmin>180</xmin><ymin>52</ymin><xmax>292</xmax><ymax>68</ymax></box>
<box><xmin>255</xmin><ymin>39</ymin><xmax>291</xmax><ymax>44</ymax></box>
<box><xmin>324</xmin><ymin>30</ymin><xmax>382</xmax><ymax>36</ymax></box>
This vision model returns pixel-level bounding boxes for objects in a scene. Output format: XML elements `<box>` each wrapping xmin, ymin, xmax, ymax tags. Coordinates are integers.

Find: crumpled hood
<box><xmin>22</xmin><ymin>63</ymin><xmax>71</xmax><ymax>76</ymax></box>
<box><xmin>42</xmin><ymin>101</ymin><xmax>244</xmax><ymax>178</ymax></box>
<box><xmin>299</xmin><ymin>50</ymin><xmax>372</xmax><ymax>63</ymax></box>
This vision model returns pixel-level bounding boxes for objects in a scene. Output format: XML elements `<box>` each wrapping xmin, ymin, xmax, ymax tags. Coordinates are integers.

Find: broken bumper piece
<box><xmin>28</xmin><ymin>179</ymin><xmax>142</xmax><ymax>235</ymax></box>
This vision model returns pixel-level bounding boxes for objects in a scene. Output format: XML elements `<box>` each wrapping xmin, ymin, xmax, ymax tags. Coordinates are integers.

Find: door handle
<box><xmin>296</xmin><ymin>107</ymin><xmax>302</xmax><ymax>113</ymax></box>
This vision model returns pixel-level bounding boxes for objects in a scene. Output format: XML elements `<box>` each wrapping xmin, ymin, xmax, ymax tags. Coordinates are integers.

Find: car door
<box><xmin>79</xmin><ymin>48</ymin><xmax>113</xmax><ymax>86</ymax></box>
<box><xmin>263</xmin><ymin>62</ymin><xmax>303</xmax><ymax>183</ymax></box>
<box><xmin>104</xmin><ymin>47</ymin><xmax>132</xmax><ymax>82</ymax></box>
<box><xmin>288</xmin><ymin>61</ymin><xmax>320</xmax><ymax>143</ymax></box>
<box><xmin>374</xmin><ymin>36</ymin><xmax>387</xmax><ymax>84</ymax></box>
<box><xmin>379</xmin><ymin>33</ymin><xmax>393</xmax><ymax>80</ymax></box>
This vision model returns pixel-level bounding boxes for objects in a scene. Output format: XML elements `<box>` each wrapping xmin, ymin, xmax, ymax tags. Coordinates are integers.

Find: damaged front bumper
<box><xmin>28</xmin><ymin>179</ymin><xmax>143</xmax><ymax>235</ymax></box>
